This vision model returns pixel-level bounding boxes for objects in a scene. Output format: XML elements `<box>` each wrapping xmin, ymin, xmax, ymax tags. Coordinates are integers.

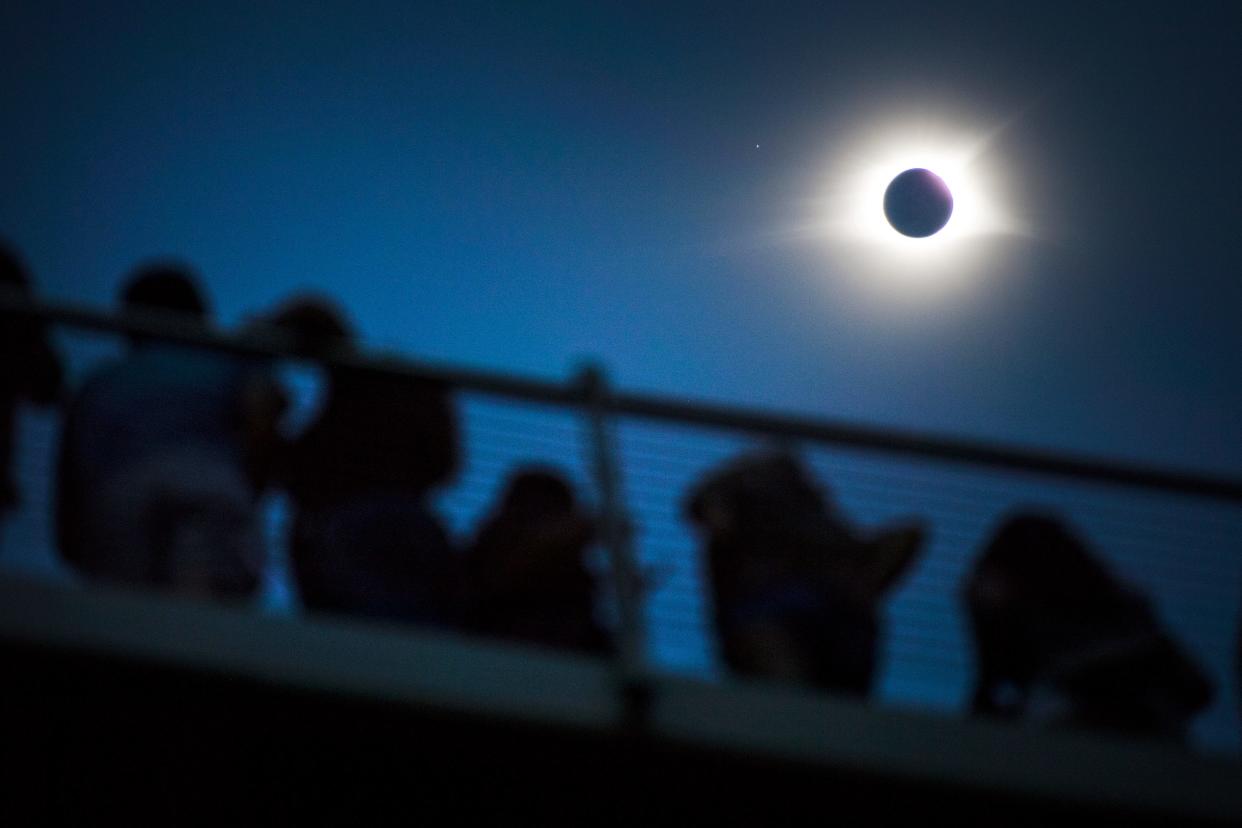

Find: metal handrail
<box><xmin>4</xmin><ymin>290</ymin><xmax>1240</xmax><ymax>503</ymax></box>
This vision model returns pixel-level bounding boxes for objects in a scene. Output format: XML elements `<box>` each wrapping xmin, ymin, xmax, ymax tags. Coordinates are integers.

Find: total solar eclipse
<box><xmin>883</xmin><ymin>168</ymin><xmax>954</xmax><ymax>237</ymax></box>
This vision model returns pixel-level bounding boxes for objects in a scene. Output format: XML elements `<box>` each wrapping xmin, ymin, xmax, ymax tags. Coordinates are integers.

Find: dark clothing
<box><xmin>290</xmin><ymin>493</ymin><xmax>459</xmax><ymax>624</ymax></box>
<box><xmin>0</xmin><ymin>401</ymin><xmax>19</xmax><ymax>511</ymax></box>
<box><xmin>686</xmin><ymin>452</ymin><xmax>917</xmax><ymax>696</ymax></box>
<box><xmin>283</xmin><ymin>367</ymin><xmax>458</xmax><ymax>510</ymax></box>
<box><xmin>465</xmin><ymin>511</ymin><xmax>609</xmax><ymax>655</ymax></box>
<box><xmin>0</xmin><ymin>272</ymin><xmax>62</xmax><ymax>514</ymax></box>
<box><xmin>282</xmin><ymin>366</ymin><xmax>460</xmax><ymax>623</ymax></box>
<box><xmin>710</xmin><ymin>546</ymin><xmax>878</xmax><ymax>694</ymax></box>
<box><xmin>966</xmin><ymin>514</ymin><xmax>1213</xmax><ymax>740</ymax></box>
<box><xmin>55</xmin><ymin>345</ymin><xmax>262</xmax><ymax>596</ymax></box>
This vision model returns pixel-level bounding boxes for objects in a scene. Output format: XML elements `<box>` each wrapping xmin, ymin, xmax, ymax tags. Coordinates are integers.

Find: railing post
<box><xmin>576</xmin><ymin>363</ymin><xmax>649</xmax><ymax>712</ymax></box>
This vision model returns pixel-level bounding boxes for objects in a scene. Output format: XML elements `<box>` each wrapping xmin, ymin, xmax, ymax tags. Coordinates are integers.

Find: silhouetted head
<box><xmin>0</xmin><ymin>242</ymin><xmax>31</xmax><ymax>288</ymax></box>
<box><xmin>121</xmin><ymin>263</ymin><xmax>209</xmax><ymax>319</ymax></box>
<box><xmin>971</xmin><ymin>513</ymin><xmax>1118</xmax><ymax>610</ymax></box>
<box><xmin>500</xmin><ymin>469</ymin><xmax>577</xmax><ymax>518</ymax></box>
<box><xmin>966</xmin><ymin>511</ymin><xmax>1214</xmax><ymax>735</ymax></box>
<box><xmin>262</xmin><ymin>295</ymin><xmax>354</xmax><ymax>355</ymax></box>
<box><xmin>685</xmin><ymin>450</ymin><xmax>825</xmax><ymax>535</ymax></box>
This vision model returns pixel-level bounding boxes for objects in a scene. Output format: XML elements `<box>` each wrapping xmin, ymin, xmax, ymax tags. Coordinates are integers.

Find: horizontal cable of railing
<box><xmin>4</xmin><ymin>290</ymin><xmax>1241</xmax><ymax>504</ymax></box>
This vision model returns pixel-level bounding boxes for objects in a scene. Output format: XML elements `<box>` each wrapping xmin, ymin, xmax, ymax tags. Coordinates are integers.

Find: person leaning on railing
<box><xmin>55</xmin><ymin>264</ymin><xmax>268</xmax><ymax>598</ymax></box>
<box><xmin>0</xmin><ymin>242</ymin><xmax>63</xmax><ymax>545</ymax></box>
<box><xmin>464</xmin><ymin>467</ymin><xmax>611</xmax><ymax>654</ymax></box>
<box><xmin>267</xmin><ymin>297</ymin><xmax>463</xmax><ymax>625</ymax></box>
<box><xmin>686</xmin><ymin>451</ymin><xmax>925</xmax><ymax>695</ymax></box>
<box><xmin>964</xmin><ymin>513</ymin><xmax>1214</xmax><ymax>741</ymax></box>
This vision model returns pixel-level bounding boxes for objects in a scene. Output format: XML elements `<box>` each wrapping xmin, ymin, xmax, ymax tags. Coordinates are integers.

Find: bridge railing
<box><xmin>2</xmin><ymin>289</ymin><xmax>1240</xmax><ymax>754</ymax></box>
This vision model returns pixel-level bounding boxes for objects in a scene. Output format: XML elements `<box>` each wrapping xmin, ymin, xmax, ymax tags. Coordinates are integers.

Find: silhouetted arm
<box><xmin>53</xmin><ymin>396</ymin><xmax>84</xmax><ymax>569</ymax></box>
<box><xmin>22</xmin><ymin>326</ymin><xmax>63</xmax><ymax>405</ymax></box>
<box><xmin>238</xmin><ymin>368</ymin><xmax>288</xmax><ymax>492</ymax></box>
<box><xmin>415</xmin><ymin>381</ymin><xmax>460</xmax><ymax>489</ymax></box>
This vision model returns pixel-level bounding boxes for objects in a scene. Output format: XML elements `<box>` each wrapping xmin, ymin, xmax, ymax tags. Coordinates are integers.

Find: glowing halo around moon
<box><xmin>803</xmin><ymin>115</ymin><xmax>1028</xmax><ymax>300</ymax></box>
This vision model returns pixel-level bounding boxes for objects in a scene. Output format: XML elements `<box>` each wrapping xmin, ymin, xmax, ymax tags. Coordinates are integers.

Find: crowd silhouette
<box><xmin>0</xmin><ymin>243</ymin><xmax>1225</xmax><ymax>743</ymax></box>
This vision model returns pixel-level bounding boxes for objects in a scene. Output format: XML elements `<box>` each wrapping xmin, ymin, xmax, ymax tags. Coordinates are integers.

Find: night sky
<box><xmin>3</xmin><ymin>1</ymin><xmax>1240</xmax><ymax>474</ymax></box>
<box><xmin>3</xmin><ymin>2</ymin><xmax>1242</xmax><ymax>749</ymax></box>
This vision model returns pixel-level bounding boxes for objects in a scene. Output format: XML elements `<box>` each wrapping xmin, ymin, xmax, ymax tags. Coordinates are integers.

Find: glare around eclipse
<box><xmin>808</xmin><ymin>116</ymin><xmax>1027</xmax><ymax>295</ymax></box>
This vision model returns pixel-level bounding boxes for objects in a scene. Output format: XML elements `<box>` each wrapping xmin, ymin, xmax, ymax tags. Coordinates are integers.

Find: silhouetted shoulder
<box><xmin>0</xmin><ymin>243</ymin><xmax>63</xmax><ymax>403</ymax></box>
<box><xmin>964</xmin><ymin>511</ymin><xmax>1213</xmax><ymax>740</ymax></box>
<box><xmin>685</xmin><ymin>450</ymin><xmax>924</xmax><ymax>695</ymax></box>
<box><xmin>0</xmin><ymin>243</ymin><xmax>63</xmax><ymax>514</ymax></box>
<box><xmin>55</xmin><ymin>262</ymin><xmax>262</xmax><ymax>598</ymax></box>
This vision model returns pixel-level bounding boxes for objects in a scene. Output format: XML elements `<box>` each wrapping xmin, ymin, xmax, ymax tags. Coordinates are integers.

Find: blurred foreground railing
<box><xmin>2</xmin><ymin>290</ymin><xmax>1241</xmax><ymax>756</ymax></box>
<box><xmin>3</xmin><ymin>571</ymin><xmax>1241</xmax><ymax>822</ymax></box>
<box><xmin>6</xmin><ymin>291</ymin><xmax>1240</xmax><ymax>501</ymax></box>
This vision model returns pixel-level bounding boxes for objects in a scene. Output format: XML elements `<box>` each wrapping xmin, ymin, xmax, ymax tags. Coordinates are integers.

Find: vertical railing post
<box><xmin>576</xmin><ymin>363</ymin><xmax>649</xmax><ymax>710</ymax></box>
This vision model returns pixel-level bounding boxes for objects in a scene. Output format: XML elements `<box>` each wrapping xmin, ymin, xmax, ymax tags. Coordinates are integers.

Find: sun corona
<box><xmin>805</xmin><ymin>114</ymin><xmax>1026</xmax><ymax>297</ymax></box>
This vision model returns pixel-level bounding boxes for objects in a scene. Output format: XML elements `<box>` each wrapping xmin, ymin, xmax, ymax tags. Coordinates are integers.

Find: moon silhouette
<box><xmin>883</xmin><ymin>168</ymin><xmax>954</xmax><ymax>237</ymax></box>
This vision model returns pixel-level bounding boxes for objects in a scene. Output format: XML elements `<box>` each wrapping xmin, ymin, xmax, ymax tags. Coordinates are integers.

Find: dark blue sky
<box><xmin>3</xmin><ymin>1</ymin><xmax>1240</xmax><ymax>474</ymax></box>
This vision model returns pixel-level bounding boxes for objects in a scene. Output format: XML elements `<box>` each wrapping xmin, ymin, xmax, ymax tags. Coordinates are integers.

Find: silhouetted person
<box><xmin>465</xmin><ymin>468</ymin><xmax>610</xmax><ymax>654</ymax></box>
<box><xmin>56</xmin><ymin>264</ymin><xmax>265</xmax><ymax>597</ymax></box>
<box><xmin>0</xmin><ymin>244</ymin><xmax>63</xmax><ymax>534</ymax></box>
<box><xmin>686</xmin><ymin>451</ymin><xmax>923</xmax><ymax>695</ymax></box>
<box><xmin>964</xmin><ymin>513</ymin><xmax>1213</xmax><ymax>740</ymax></box>
<box><xmin>273</xmin><ymin>298</ymin><xmax>461</xmax><ymax>624</ymax></box>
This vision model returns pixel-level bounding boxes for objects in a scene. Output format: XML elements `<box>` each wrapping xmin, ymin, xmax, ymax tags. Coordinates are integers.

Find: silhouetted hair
<box><xmin>121</xmin><ymin>263</ymin><xmax>209</xmax><ymax>318</ymax></box>
<box><xmin>684</xmin><ymin>450</ymin><xmax>924</xmax><ymax>695</ymax></box>
<box><xmin>263</xmin><ymin>295</ymin><xmax>354</xmax><ymax>355</ymax></box>
<box><xmin>499</xmin><ymin>469</ymin><xmax>576</xmax><ymax>517</ymax></box>
<box><xmin>975</xmin><ymin>513</ymin><xmax>1120</xmax><ymax>609</ymax></box>
<box><xmin>964</xmin><ymin>511</ymin><xmax>1214</xmax><ymax>735</ymax></box>
<box><xmin>464</xmin><ymin>466</ymin><xmax>606</xmax><ymax>653</ymax></box>
<box><xmin>685</xmin><ymin>450</ymin><xmax>829</xmax><ymax>536</ymax></box>
<box><xmin>0</xmin><ymin>242</ymin><xmax>31</xmax><ymax>288</ymax></box>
